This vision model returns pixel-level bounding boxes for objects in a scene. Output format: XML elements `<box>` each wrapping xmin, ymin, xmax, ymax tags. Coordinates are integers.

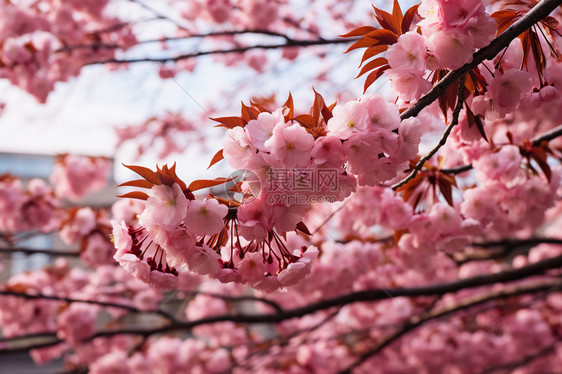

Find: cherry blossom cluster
<box><xmin>115</xmin><ymin>112</ymin><xmax>204</xmax><ymax>161</ymax></box>
<box><xmin>50</xmin><ymin>154</ymin><xmax>112</xmax><ymax>201</ymax></box>
<box><xmin>0</xmin><ymin>260</ymin><xmax>166</xmax><ymax>341</ymax></box>
<box><xmin>0</xmin><ymin>175</ymin><xmax>58</xmax><ymax>233</ymax></box>
<box><xmin>0</xmin><ymin>0</ymin><xmax>135</xmax><ymax>102</ymax></box>
<box><xmin>181</xmin><ymin>0</ymin><xmax>282</xmax><ymax>29</ymax></box>
<box><xmin>110</xmin><ymin>93</ymin><xmax>424</xmax><ymax>291</ymax></box>
<box><xmin>381</xmin><ymin>0</ymin><xmax>497</xmax><ymax>102</ymax></box>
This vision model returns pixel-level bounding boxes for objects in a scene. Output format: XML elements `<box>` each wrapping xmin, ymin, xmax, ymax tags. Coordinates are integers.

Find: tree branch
<box><xmin>0</xmin><ymin>291</ymin><xmax>175</xmax><ymax>321</ymax></box>
<box><xmin>392</xmin><ymin>75</ymin><xmax>466</xmax><ymax>190</ymax></box>
<box><xmin>340</xmin><ymin>279</ymin><xmax>562</xmax><ymax>373</ymax></box>
<box><xmin>5</xmin><ymin>254</ymin><xmax>561</xmax><ymax>352</ymax></box>
<box><xmin>56</xmin><ymin>29</ymin><xmax>300</xmax><ymax>53</ymax></box>
<box><xmin>400</xmin><ymin>0</ymin><xmax>562</xmax><ymax>122</ymax></box>
<box><xmin>85</xmin><ymin>38</ymin><xmax>356</xmax><ymax>65</ymax></box>
<box><xmin>89</xmin><ymin>253</ymin><xmax>562</xmax><ymax>338</ymax></box>
<box><xmin>439</xmin><ymin>123</ymin><xmax>562</xmax><ymax>176</ymax></box>
<box><xmin>532</xmin><ymin>123</ymin><xmax>562</xmax><ymax>146</ymax></box>
<box><xmin>0</xmin><ymin>247</ymin><xmax>80</xmax><ymax>257</ymax></box>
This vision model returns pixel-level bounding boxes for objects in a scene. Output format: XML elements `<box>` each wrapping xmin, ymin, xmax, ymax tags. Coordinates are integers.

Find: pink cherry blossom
<box><xmin>265</xmin><ymin>122</ymin><xmax>315</xmax><ymax>168</ymax></box>
<box><xmin>387</xmin><ymin>31</ymin><xmax>427</xmax><ymax>72</ymax></box>
<box><xmin>184</xmin><ymin>198</ymin><xmax>228</xmax><ymax>236</ymax></box>
<box><xmin>385</xmin><ymin>68</ymin><xmax>432</xmax><ymax>102</ymax></box>
<box><xmin>326</xmin><ymin>99</ymin><xmax>367</xmax><ymax>140</ymax></box>
<box><xmin>139</xmin><ymin>183</ymin><xmax>188</xmax><ymax>230</ymax></box>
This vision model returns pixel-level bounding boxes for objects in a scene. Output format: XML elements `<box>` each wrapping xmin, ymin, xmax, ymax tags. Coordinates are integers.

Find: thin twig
<box><xmin>0</xmin><ymin>291</ymin><xmax>175</xmax><ymax>321</ymax></box>
<box><xmin>0</xmin><ymin>247</ymin><xmax>80</xmax><ymax>257</ymax></box>
<box><xmin>86</xmin><ymin>38</ymin><xmax>356</xmax><ymax>65</ymax></box>
<box><xmin>392</xmin><ymin>75</ymin><xmax>466</xmax><ymax>191</ymax></box>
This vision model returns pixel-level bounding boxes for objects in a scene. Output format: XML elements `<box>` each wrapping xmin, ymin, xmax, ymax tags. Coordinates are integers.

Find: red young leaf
<box><xmin>208</xmin><ymin>149</ymin><xmax>224</xmax><ymax>169</ymax></box>
<box><xmin>359</xmin><ymin>44</ymin><xmax>389</xmax><ymax>66</ymax></box>
<box><xmin>363</xmin><ymin>64</ymin><xmax>391</xmax><ymax>93</ymax></box>
<box><xmin>311</xmin><ymin>87</ymin><xmax>327</xmax><ymax>125</ymax></box>
<box><xmin>123</xmin><ymin>164</ymin><xmax>160</xmax><ymax>185</ymax></box>
<box><xmin>364</xmin><ymin>29</ymin><xmax>399</xmax><ymax>44</ymax></box>
<box><xmin>321</xmin><ymin>105</ymin><xmax>334</xmax><ymax>123</ymax></box>
<box><xmin>373</xmin><ymin>5</ymin><xmax>400</xmax><ymax>35</ymax></box>
<box><xmin>356</xmin><ymin>57</ymin><xmax>388</xmax><ymax>78</ymax></box>
<box><xmin>211</xmin><ymin>116</ymin><xmax>246</xmax><ymax>129</ymax></box>
<box><xmin>402</xmin><ymin>4</ymin><xmax>420</xmax><ymax>34</ymax></box>
<box><xmin>240</xmin><ymin>101</ymin><xmax>259</xmax><ymax>122</ymax></box>
<box><xmin>117</xmin><ymin>179</ymin><xmax>154</xmax><ymax>189</ymax></box>
<box><xmin>295</xmin><ymin>221</ymin><xmax>312</xmax><ymax>235</ymax></box>
<box><xmin>345</xmin><ymin>36</ymin><xmax>380</xmax><ymax>53</ymax></box>
<box><xmin>293</xmin><ymin>114</ymin><xmax>316</xmax><ymax>129</ymax></box>
<box><xmin>339</xmin><ymin>26</ymin><xmax>377</xmax><ymax>38</ymax></box>
<box><xmin>282</xmin><ymin>92</ymin><xmax>294</xmax><ymax>121</ymax></box>
<box><xmin>437</xmin><ymin>176</ymin><xmax>454</xmax><ymax>206</ymax></box>
<box><xmin>116</xmin><ymin>191</ymin><xmax>150</xmax><ymax>201</ymax></box>
<box><xmin>392</xmin><ymin>0</ymin><xmax>404</xmax><ymax>32</ymax></box>
<box><xmin>188</xmin><ymin>177</ymin><xmax>235</xmax><ymax>192</ymax></box>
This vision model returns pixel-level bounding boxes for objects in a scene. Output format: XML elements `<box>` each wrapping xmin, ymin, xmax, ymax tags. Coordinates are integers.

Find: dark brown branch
<box><xmin>440</xmin><ymin>164</ymin><xmax>474</xmax><ymax>174</ymax></box>
<box><xmin>400</xmin><ymin>0</ymin><xmax>562</xmax><ymax>122</ymax></box>
<box><xmin>392</xmin><ymin>75</ymin><xmax>466</xmax><ymax>190</ymax></box>
<box><xmin>88</xmin><ymin>254</ymin><xmax>562</xmax><ymax>338</ymax></box>
<box><xmin>56</xmin><ymin>29</ymin><xmax>298</xmax><ymax>53</ymax></box>
<box><xmin>340</xmin><ymin>279</ymin><xmax>562</xmax><ymax>373</ymax></box>
<box><xmin>532</xmin><ymin>124</ymin><xmax>562</xmax><ymax>146</ymax></box>
<box><xmin>181</xmin><ymin>291</ymin><xmax>284</xmax><ymax>315</ymax></box>
<box><xmin>0</xmin><ymin>247</ymin><xmax>80</xmax><ymax>257</ymax></box>
<box><xmin>0</xmin><ymin>340</ymin><xmax>63</xmax><ymax>355</ymax></box>
<box><xmin>5</xmin><ymin>254</ymin><xmax>562</xmax><ymax>352</ymax></box>
<box><xmin>85</xmin><ymin>37</ymin><xmax>356</xmax><ymax>65</ymax></box>
<box><xmin>0</xmin><ymin>291</ymin><xmax>175</xmax><ymax>321</ymax></box>
<box><xmin>455</xmin><ymin>237</ymin><xmax>562</xmax><ymax>264</ymax></box>
<box><xmin>0</xmin><ymin>332</ymin><xmax>57</xmax><ymax>343</ymax></box>
<box><xmin>440</xmin><ymin>123</ymin><xmax>562</xmax><ymax>176</ymax></box>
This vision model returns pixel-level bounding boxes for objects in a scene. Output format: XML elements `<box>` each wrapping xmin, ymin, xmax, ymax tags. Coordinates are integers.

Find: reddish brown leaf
<box><xmin>356</xmin><ymin>57</ymin><xmax>388</xmax><ymax>78</ymax></box>
<box><xmin>529</xmin><ymin>30</ymin><xmax>546</xmax><ymax>76</ymax></box>
<box><xmin>117</xmin><ymin>179</ymin><xmax>154</xmax><ymax>189</ymax></box>
<box><xmin>311</xmin><ymin>88</ymin><xmax>327</xmax><ymax>125</ymax></box>
<box><xmin>240</xmin><ymin>101</ymin><xmax>259</xmax><ymax>122</ymax></box>
<box><xmin>530</xmin><ymin>147</ymin><xmax>552</xmax><ymax>181</ymax></box>
<box><xmin>295</xmin><ymin>221</ymin><xmax>312</xmax><ymax>235</ymax></box>
<box><xmin>208</xmin><ymin>149</ymin><xmax>224</xmax><ymax>169</ymax></box>
<box><xmin>293</xmin><ymin>114</ymin><xmax>316</xmax><ymax>129</ymax></box>
<box><xmin>339</xmin><ymin>26</ymin><xmax>377</xmax><ymax>38</ymax></box>
<box><xmin>437</xmin><ymin>177</ymin><xmax>454</xmax><ymax>206</ymax></box>
<box><xmin>364</xmin><ymin>29</ymin><xmax>399</xmax><ymax>44</ymax></box>
<box><xmin>123</xmin><ymin>164</ymin><xmax>159</xmax><ymax>185</ymax></box>
<box><xmin>282</xmin><ymin>92</ymin><xmax>294</xmax><ymax>121</ymax></box>
<box><xmin>491</xmin><ymin>9</ymin><xmax>519</xmax><ymax>35</ymax></box>
<box><xmin>345</xmin><ymin>36</ymin><xmax>380</xmax><ymax>53</ymax></box>
<box><xmin>402</xmin><ymin>4</ymin><xmax>420</xmax><ymax>34</ymax></box>
<box><xmin>360</xmin><ymin>44</ymin><xmax>389</xmax><ymax>66</ymax></box>
<box><xmin>116</xmin><ymin>191</ymin><xmax>150</xmax><ymax>200</ymax></box>
<box><xmin>188</xmin><ymin>177</ymin><xmax>235</xmax><ymax>192</ymax></box>
<box><xmin>229</xmin><ymin>181</ymin><xmax>244</xmax><ymax>193</ymax></box>
<box><xmin>363</xmin><ymin>64</ymin><xmax>390</xmax><ymax>93</ymax></box>
<box><xmin>211</xmin><ymin>116</ymin><xmax>246</xmax><ymax>129</ymax></box>
<box><xmin>392</xmin><ymin>0</ymin><xmax>404</xmax><ymax>32</ymax></box>
<box><xmin>373</xmin><ymin>5</ymin><xmax>400</xmax><ymax>35</ymax></box>
<box><xmin>541</xmin><ymin>16</ymin><xmax>560</xmax><ymax>30</ymax></box>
